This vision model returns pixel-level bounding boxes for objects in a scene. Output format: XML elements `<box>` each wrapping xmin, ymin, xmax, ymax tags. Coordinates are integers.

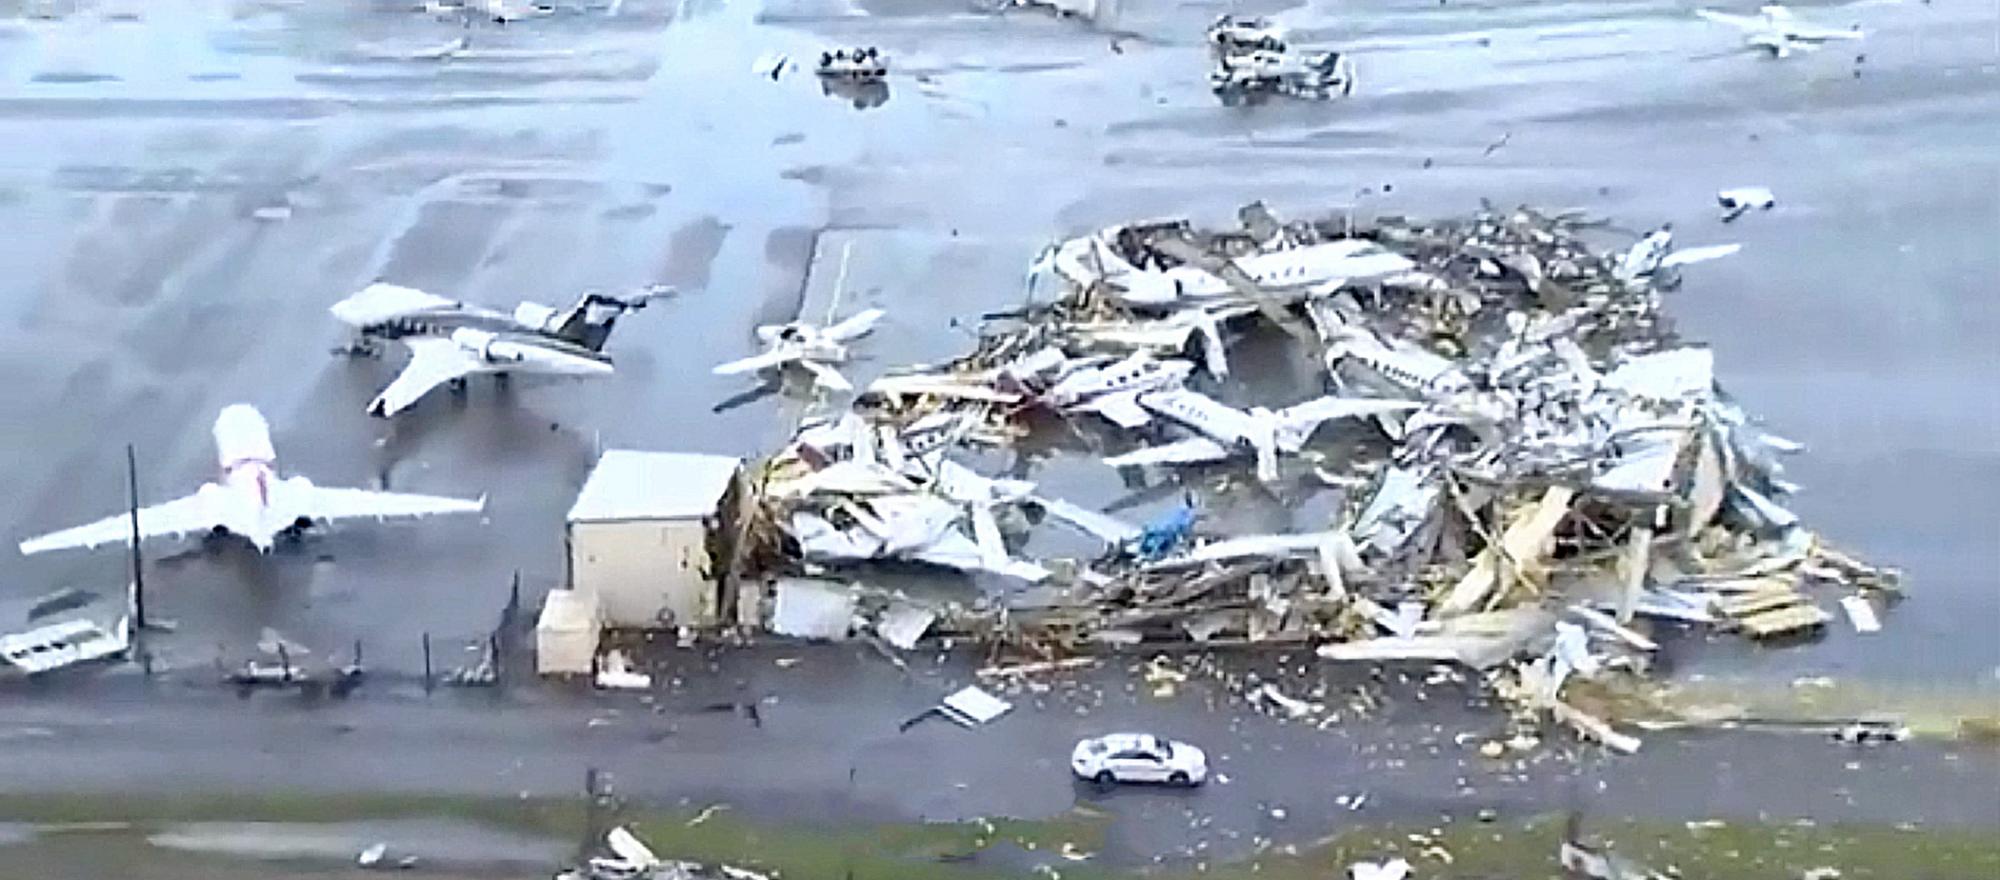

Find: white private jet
<box><xmin>18</xmin><ymin>404</ymin><xmax>484</xmax><ymax>556</ymax></box>
<box><xmin>1040</xmin><ymin>353</ymin><xmax>1196</xmax><ymax>428</ymax></box>
<box><xmin>1697</xmin><ymin>5</ymin><xmax>1864</xmax><ymax>58</ymax></box>
<box><xmin>1318</xmin><ymin>318</ymin><xmax>1523</xmax><ymax>445</ymax></box>
<box><xmin>1322</xmin><ymin>326</ymin><xmax>1475</xmax><ymax>401</ymax></box>
<box><xmin>1104</xmin><ymin>388</ymin><xmax>1417</xmax><ymax>482</ymax></box>
<box><xmin>330</xmin><ymin>282</ymin><xmax>669</xmax><ymax>353</ymax></box>
<box><xmin>330</xmin><ymin>283</ymin><xmax>666</xmax><ymax>418</ymax></box>
<box><xmin>420</xmin><ymin>0</ymin><xmax>554</xmax><ymax>22</ymax></box>
<box><xmin>713</xmin><ymin>308</ymin><xmax>885</xmax><ymax>393</ymax></box>
<box><xmin>1056</xmin><ymin>233</ymin><xmax>1416</xmax><ymax>308</ymax></box>
<box><xmin>1065</xmin><ymin>303</ymin><xmax>1250</xmax><ymax>378</ymax></box>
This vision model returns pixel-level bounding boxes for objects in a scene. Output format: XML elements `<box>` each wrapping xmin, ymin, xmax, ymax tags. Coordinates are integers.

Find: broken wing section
<box><xmin>1104</xmin><ymin>436</ymin><xmax>1232</xmax><ymax>469</ymax></box>
<box><xmin>1075</xmin><ymin>391</ymin><xmax>1153</xmax><ymax>428</ymax></box>
<box><xmin>18</xmin><ymin>488</ymin><xmax>222</xmax><ymax>556</ymax></box>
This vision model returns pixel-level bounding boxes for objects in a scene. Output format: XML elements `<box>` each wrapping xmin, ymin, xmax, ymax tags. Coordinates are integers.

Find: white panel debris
<box><xmin>770</xmin><ymin>579</ymin><xmax>857</xmax><ymax>640</ymax></box>
<box><xmin>940</xmin><ymin>686</ymin><xmax>1013</xmax><ymax>727</ymax></box>
<box><xmin>877</xmin><ymin>602</ymin><xmax>938</xmax><ymax>650</ymax></box>
<box><xmin>1839</xmin><ymin>595</ymin><xmax>1881</xmax><ymax>634</ymax></box>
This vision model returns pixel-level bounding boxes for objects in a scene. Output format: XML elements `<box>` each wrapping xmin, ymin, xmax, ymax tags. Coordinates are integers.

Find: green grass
<box><xmin>0</xmin><ymin>791</ymin><xmax>580</xmax><ymax>836</ymax></box>
<box><xmin>0</xmin><ymin>793</ymin><xmax>1993</xmax><ymax>879</ymax></box>
<box><xmin>1183</xmin><ymin>815</ymin><xmax>2000</xmax><ymax>880</ymax></box>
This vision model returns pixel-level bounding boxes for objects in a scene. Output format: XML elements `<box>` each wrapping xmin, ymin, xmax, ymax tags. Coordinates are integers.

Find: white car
<box><xmin>1070</xmin><ymin>733</ymin><xmax>1208</xmax><ymax>787</ymax></box>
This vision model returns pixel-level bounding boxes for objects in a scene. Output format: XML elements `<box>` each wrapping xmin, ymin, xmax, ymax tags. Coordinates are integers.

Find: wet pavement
<box><xmin>2</xmin><ymin>643</ymin><xmax>1997</xmax><ymax>870</ymax></box>
<box><xmin>0</xmin><ymin>0</ymin><xmax>1997</xmax><ymax>873</ymax></box>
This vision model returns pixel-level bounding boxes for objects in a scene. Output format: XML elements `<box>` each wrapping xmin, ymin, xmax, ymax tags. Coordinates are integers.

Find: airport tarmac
<box><xmin>0</xmin><ymin>0</ymin><xmax>1996</xmax><ymax>873</ymax></box>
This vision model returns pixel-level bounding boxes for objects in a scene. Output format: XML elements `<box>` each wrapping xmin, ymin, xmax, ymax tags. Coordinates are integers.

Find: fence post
<box><xmin>422</xmin><ymin>632</ymin><xmax>434</xmax><ymax>692</ymax></box>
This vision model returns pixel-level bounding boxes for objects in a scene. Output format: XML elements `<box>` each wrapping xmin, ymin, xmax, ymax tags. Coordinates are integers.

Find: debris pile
<box><xmin>736</xmin><ymin>201</ymin><xmax>1901</xmax><ymax>752</ymax></box>
<box><xmin>1207</xmin><ymin>15</ymin><xmax>1355</xmax><ymax>104</ymax></box>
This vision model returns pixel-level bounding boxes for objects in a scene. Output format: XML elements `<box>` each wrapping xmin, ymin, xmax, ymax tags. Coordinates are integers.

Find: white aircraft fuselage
<box><xmin>1055</xmin><ymin>233</ymin><xmax>1416</xmax><ymax>308</ymax></box>
<box><xmin>1326</xmin><ymin>333</ymin><xmax>1474</xmax><ymax>400</ymax></box>
<box><xmin>1044</xmin><ymin>354</ymin><xmax>1193</xmax><ymax>409</ymax></box>
<box><xmin>209</xmin><ymin>403</ymin><xmax>295</xmax><ymax>549</ymax></box>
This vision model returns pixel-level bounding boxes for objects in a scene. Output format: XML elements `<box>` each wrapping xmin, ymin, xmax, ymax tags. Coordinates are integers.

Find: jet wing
<box><xmin>18</xmin><ymin>489</ymin><xmax>220</xmax><ymax>556</ymax></box>
<box><xmin>1277</xmin><ymin>396</ymin><xmax>1422</xmax><ymax>427</ymax></box>
<box><xmin>277</xmin><ymin>479</ymin><xmax>485</xmax><ymax>523</ymax></box>
<box><xmin>712</xmin><ymin>348</ymin><xmax>795</xmax><ymax>376</ymax></box>
<box><xmin>1074</xmin><ymin>391</ymin><xmax>1153</xmax><ymax>428</ymax></box>
<box><xmin>822</xmin><ymin>308</ymin><xmax>886</xmax><ymax>343</ymax></box>
<box><xmin>1695</xmin><ymin>9</ymin><xmax>1763</xmax><ymax>31</ymax></box>
<box><xmin>798</xmin><ymin>358</ymin><xmax>855</xmax><ymax>392</ymax></box>
<box><xmin>1788</xmin><ymin>25</ymin><xmax>1861</xmax><ymax>42</ymax></box>
<box><xmin>369</xmin><ymin>337</ymin><xmax>481</xmax><ymax>417</ymax></box>
<box><xmin>1031</xmin><ymin>495</ymin><xmax>1141</xmax><ymax>546</ymax></box>
<box><xmin>1658</xmin><ymin>243</ymin><xmax>1742</xmax><ymax>268</ymax></box>
<box><xmin>1104</xmin><ymin>437</ymin><xmax>1232</xmax><ymax>469</ymax></box>
<box><xmin>329</xmin><ymin>282</ymin><xmax>463</xmax><ymax>328</ymax></box>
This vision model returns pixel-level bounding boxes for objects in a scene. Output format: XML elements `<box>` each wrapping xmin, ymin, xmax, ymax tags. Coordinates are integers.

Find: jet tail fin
<box><xmin>540</xmin><ymin>286</ymin><xmax>671</xmax><ymax>351</ymax></box>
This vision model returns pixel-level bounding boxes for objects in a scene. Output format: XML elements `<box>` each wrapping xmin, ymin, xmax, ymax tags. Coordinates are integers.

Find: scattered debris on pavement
<box><xmin>557</xmin><ymin>826</ymin><xmax>772</xmax><ymax>880</ymax></box>
<box><xmin>1717</xmin><ymin>186</ymin><xmax>1776</xmax><ymax>221</ymax></box>
<box><xmin>817</xmin><ymin>47</ymin><xmax>888</xmax><ymax>81</ymax></box>
<box><xmin>1349</xmin><ymin>856</ymin><xmax>1411</xmax><ymax>880</ymax></box>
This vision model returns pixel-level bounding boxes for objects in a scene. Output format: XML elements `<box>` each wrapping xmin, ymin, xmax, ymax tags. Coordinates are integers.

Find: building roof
<box><xmin>567</xmin><ymin>450</ymin><xmax>742</xmax><ymax>523</ymax></box>
<box><xmin>535</xmin><ymin>588</ymin><xmax>600</xmax><ymax>632</ymax></box>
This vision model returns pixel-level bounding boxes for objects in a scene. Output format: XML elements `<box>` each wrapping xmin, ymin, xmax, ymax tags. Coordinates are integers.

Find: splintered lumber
<box><xmin>1616</xmin><ymin>526</ymin><xmax>1654</xmax><ymax>624</ymax></box>
<box><xmin>1439</xmin><ymin>486</ymin><xmax>1573</xmax><ymax>616</ymax></box>
<box><xmin>1716</xmin><ymin>589</ymin><xmax>1808</xmax><ymax>619</ymax></box>
<box><xmin>1552</xmin><ymin>700</ymin><xmax>1643</xmax><ymax>754</ymax></box>
<box><xmin>976</xmin><ymin>657</ymin><xmax>1098</xmax><ymax>678</ymax></box>
<box><xmin>1736</xmin><ymin>603</ymin><xmax>1832</xmax><ymax>639</ymax></box>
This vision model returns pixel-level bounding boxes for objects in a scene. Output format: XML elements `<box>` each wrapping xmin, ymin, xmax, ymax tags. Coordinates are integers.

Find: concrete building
<box><xmin>565</xmin><ymin>450</ymin><xmax>745</xmax><ymax>629</ymax></box>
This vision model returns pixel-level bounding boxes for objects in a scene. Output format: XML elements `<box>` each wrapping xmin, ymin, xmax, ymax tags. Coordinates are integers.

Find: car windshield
<box><xmin>1152</xmin><ymin>737</ymin><xmax>1174</xmax><ymax>758</ymax></box>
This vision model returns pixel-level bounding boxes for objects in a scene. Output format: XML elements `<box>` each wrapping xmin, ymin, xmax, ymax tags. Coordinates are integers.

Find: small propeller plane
<box><xmin>712</xmin><ymin>308</ymin><xmax>886</xmax><ymax>393</ymax></box>
<box><xmin>1696</xmin><ymin>5</ymin><xmax>1864</xmax><ymax>58</ymax></box>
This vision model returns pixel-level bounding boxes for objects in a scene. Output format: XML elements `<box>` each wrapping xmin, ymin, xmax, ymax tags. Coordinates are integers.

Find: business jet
<box><xmin>1104</xmin><ymin>388</ymin><xmax>1416</xmax><ymax>482</ymax></box>
<box><xmin>18</xmin><ymin>404</ymin><xmax>484</xmax><ymax>556</ymax></box>
<box><xmin>1065</xmin><ymin>303</ymin><xmax>1249</xmax><ymax>378</ymax></box>
<box><xmin>713</xmin><ymin>308</ymin><xmax>885</xmax><ymax>393</ymax></box>
<box><xmin>1316</xmin><ymin>311</ymin><xmax>1475</xmax><ymax>400</ymax></box>
<box><xmin>330</xmin><ymin>282</ymin><xmax>669</xmax><ymax>354</ymax></box>
<box><xmin>1039</xmin><ymin>353</ymin><xmax>1196</xmax><ymax>428</ymax></box>
<box><xmin>1058</xmin><ymin>232</ymin><xmax>1416</xmax><ymax>308</ymax></box>
<box><xmin>331</xmin><ymin>283</ymin><xmax>666</xmax><ymax>417</ymax></box>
